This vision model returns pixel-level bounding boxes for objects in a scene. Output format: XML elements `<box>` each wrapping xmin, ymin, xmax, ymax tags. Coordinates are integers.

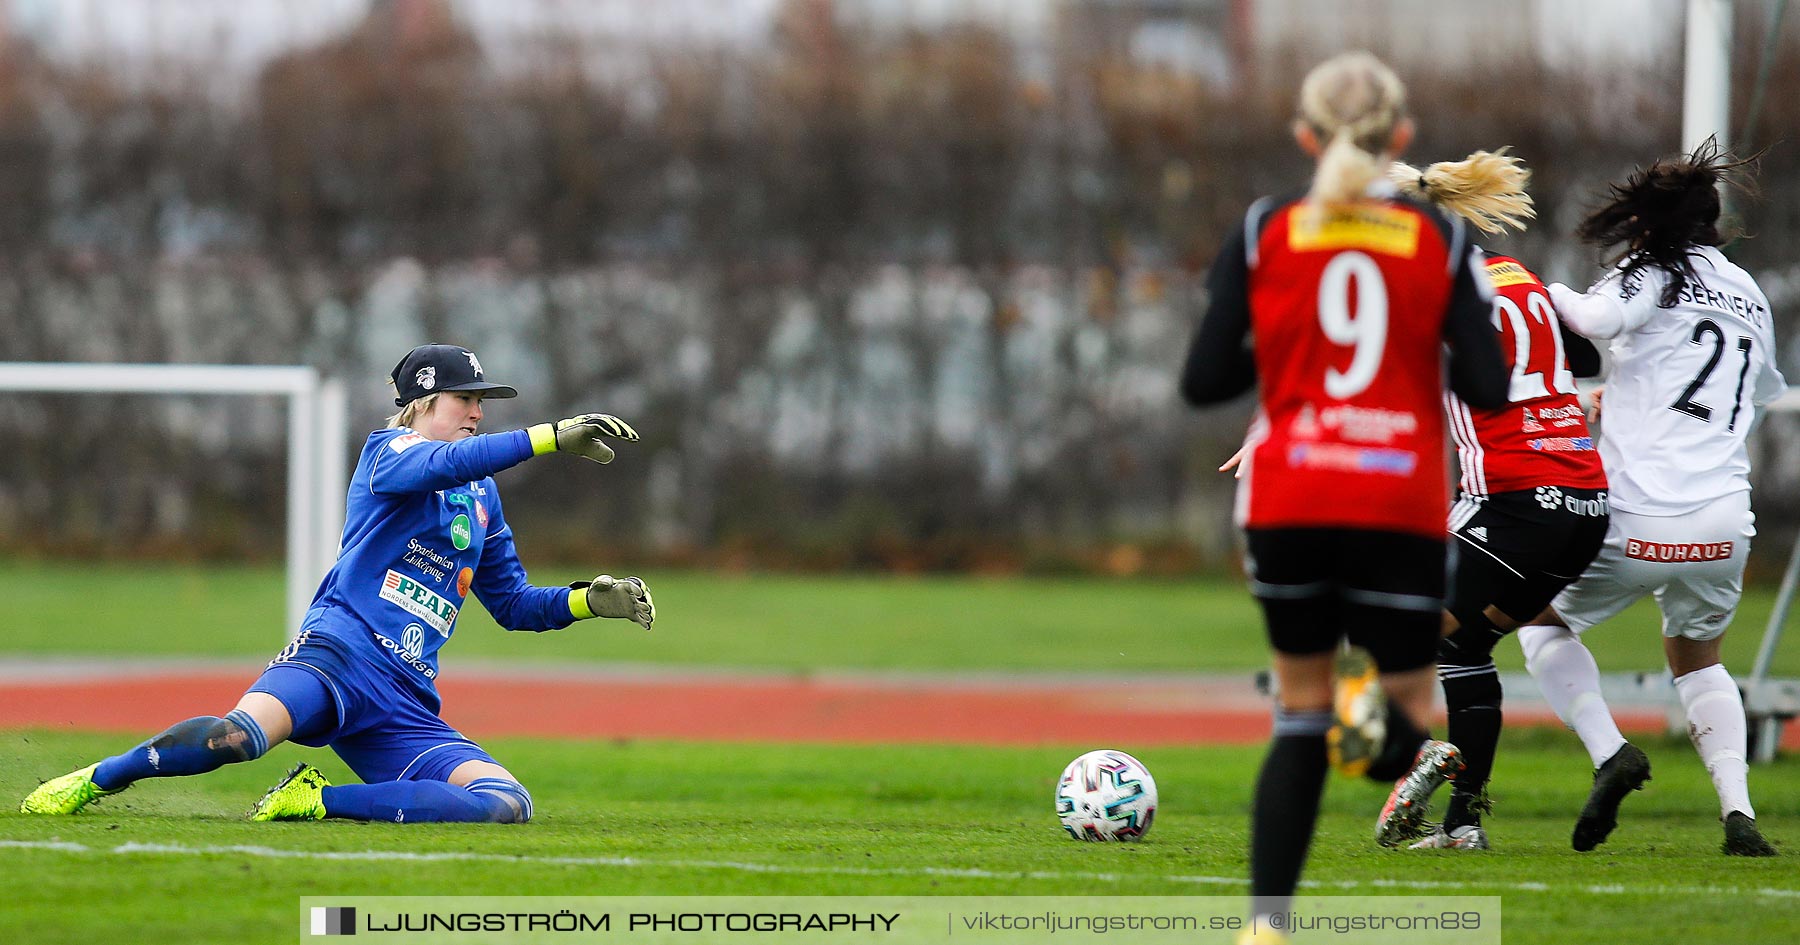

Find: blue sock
<box><xmin>321</xmin><ymin>778</ymin><xmax>531</xmax><ymax>824</ymax></box>
<box><xmin>92</xmin><ymin>710</ymin><xmax>269</xmax><ymax>791</ymax></box>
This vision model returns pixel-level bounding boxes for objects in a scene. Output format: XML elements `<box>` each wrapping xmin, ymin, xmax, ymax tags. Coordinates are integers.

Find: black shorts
<box><xmin>1446</xmin><ymin>487</ymin><xmax>1609</xmax><ymax>625</ymax></box>
<box><xmin>1243</xmin><ymin>527</ymin><xmax>1446</xmax><ymax>673</ymax></box>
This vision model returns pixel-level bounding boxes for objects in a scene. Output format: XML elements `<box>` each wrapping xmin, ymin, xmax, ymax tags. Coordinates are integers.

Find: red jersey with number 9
<box><xmin>1445</xmin><ymin>255</ymin><xmax>1608</xmax><ymax>495</ymax></box>
<box><xmin>1238</xmin><ymin>198</ymin><xmax>1473</xmax><ymax>538</ymax></box>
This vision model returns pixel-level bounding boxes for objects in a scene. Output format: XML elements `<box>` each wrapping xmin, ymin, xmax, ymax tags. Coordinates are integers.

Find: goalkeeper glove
<box><xmin>570</xmin><ymin>574</ymin><xmax>655</xmax><ymax>631</ymax></box>
<box><xmin>528</xmin><ymin>414</ymin><xmax>639</xmax><ymax>464</ymax></box>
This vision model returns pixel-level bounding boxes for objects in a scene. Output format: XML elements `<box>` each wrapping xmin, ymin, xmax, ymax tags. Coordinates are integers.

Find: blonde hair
<box><xmin>1297</xmin><ymin>52</ymin><xmax>1408</xmax><ymax>203</ymax></box>
<box><xmin>385</xmin><ymin>392</ymin><xmax>440</xmax><ymax>429</ymax></box>
<box><xmin>1389</xmin><ymin>148</ymin><xmax>1535</xmax><ymax>235</ymax></box>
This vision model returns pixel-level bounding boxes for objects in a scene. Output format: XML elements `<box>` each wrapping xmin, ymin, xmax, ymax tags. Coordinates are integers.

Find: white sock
<box><xmin>1518</xmin><ymin>624</ymin><xmax>1627</xmax><ymax>768</ymax></box>
<box><xmin>1673</xmin><ymin>663</ymin><xmax>1754</xmax><ymax>820</ymax></box>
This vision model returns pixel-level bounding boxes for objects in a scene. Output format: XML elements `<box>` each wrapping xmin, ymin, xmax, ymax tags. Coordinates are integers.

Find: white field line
<box><xmin>2</xmin><ymin>839</ymin><xmax>1796</xmax><ymax>900</ymax></box>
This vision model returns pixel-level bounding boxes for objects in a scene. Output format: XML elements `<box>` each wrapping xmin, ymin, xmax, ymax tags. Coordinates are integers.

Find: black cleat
<box><xmin>1572</xmin><ymin>743</ymin><xmax>1651</xmax><ymax>851</ymax></box>
<box><xmin>1722</xmin><ymin>811</ymin><xmax>1777</xmax><ymax>857</ymax></box>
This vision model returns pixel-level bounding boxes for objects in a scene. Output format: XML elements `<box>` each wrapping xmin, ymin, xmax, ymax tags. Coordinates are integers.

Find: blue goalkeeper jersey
<box><xmin>299</xmin><ymin>427</ymin><xmax>579</xmax><ymax>712</ymax></box>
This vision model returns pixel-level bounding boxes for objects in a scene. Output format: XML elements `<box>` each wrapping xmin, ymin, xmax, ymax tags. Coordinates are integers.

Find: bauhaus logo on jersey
<box><xmin>379</xmin><ymin>569</ymin><xmax>458</xmax><ymax>634</ymax></box>
<box><xmin>1625</xmin><ymin>539</ymin><xmax>1733</xmax><ymax>563</ymax></box>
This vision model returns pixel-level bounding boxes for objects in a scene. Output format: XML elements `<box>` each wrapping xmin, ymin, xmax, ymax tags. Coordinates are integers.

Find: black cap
<box><xmin>390</xmin><ymin>344</ymin><xmax>520</xmax><ymax>407</ymax></box>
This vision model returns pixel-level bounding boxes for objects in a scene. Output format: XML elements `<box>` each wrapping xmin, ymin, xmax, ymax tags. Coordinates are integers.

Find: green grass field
<box><xmin>6</xmin><ymin>562</ymin><xmax>1800</xmax><ymax>943</ymax></box>
<box><xmin>3</xmin><ymin>731</ymin><xmax>1797</xmax><ymax>945</ymax></box>
<box><xmin>4</xmin><ymin>561</ymin><xmax>1798</xmax><ymax>675</ymax></box>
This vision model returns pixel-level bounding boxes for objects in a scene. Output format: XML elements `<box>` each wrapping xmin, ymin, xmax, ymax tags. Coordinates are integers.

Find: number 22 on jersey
<box><xmin>1493</xmin><ymin>288</ymin><xmax>1576</xmax><ymax>402</ymax></box>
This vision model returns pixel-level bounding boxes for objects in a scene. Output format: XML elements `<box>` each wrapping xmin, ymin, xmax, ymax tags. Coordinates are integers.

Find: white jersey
<box><xmin>1581</xmin><ymin>246</ymin><xmax>1785</xmax><ymax>515</ymax></box>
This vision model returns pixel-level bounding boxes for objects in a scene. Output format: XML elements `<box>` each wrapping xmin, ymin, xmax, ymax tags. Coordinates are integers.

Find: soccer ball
<box><xmin>1055</xmin><ymin>749</ymin><xmax>1157</xmax><ymax>841</ymax></box>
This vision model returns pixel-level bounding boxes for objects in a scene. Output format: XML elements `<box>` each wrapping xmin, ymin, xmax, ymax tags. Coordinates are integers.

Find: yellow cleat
<box><xmin>248</xmin><ymin>763</ymin><xmax>330</xmax><ymax>822</ymax></box>
<box><xmin>1327</xmin><ymin>647</ymin><xmax>1386</xmax><ymax>778</ymax></box>
<box><xmin>21</xmin><ymin>763</ymin><xmax>124</xmax><ymax>815</ymax></box>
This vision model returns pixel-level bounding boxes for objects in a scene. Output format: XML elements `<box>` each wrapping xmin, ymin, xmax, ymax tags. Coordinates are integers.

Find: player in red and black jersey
<box><xmin>1179</xmin><ymin>52</ymin><xmax>1507</xmax><ymax>933</ymax></box>
<box><xmin>1375</xmin><ymin>151</ymin><xmax>1610</xmax><ymax>851</ymax></box>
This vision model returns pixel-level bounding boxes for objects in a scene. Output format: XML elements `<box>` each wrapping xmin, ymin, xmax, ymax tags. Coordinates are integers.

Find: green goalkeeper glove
<box><xmin>569</xmin><ymin>574</ymin><xmax>656</xmax><ymax>631</ymax></box>
<box><xmin>528</xmin><ymin>414</ymin><xmax>639</xmax><ymax>464</ymax></box>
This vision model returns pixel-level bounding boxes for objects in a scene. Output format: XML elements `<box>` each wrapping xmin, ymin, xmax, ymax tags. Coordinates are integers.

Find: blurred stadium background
<box><xmin>6</xmin><ymin>4</ymin><xmax>1800</xmax><ymax>943</ymax></box>
<box><xmin>3</xmin><ymin>0</ymin><xmax>1799</xmax><ymax>576</ymax></box>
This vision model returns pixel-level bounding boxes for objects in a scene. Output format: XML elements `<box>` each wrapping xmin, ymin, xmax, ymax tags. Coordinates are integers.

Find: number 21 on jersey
<box><xmin>1673</xmin><ymin>318</ymin><xmax>1755</xmax><ymax>431</ymax></box>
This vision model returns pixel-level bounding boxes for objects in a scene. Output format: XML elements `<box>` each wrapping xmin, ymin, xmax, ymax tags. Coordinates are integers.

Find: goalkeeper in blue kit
<box><xmin>22</xmin><ymin>344</ymin><xmax>655</xmax><ymax>824</ymax></box>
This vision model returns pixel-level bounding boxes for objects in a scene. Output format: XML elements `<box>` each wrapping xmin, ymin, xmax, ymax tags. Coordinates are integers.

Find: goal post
<box><xmin>1744</xmin><ymin>386</ymin><xmax>1800</xmax><ymax>760</ymax></box>
<box><xmin>0</xmin><ymin>362</ymin><xmax>349</xmax><ymax>639</ymax></box>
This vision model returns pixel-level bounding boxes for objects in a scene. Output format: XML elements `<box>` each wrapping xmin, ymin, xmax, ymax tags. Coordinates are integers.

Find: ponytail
<box><xmin>1312</xmin><ymin>127</ymin><xmax>1387</xmax><ymax>204</ymax></box>
<box><xmin>1389</xmin><ymin>148</ymin><xmax>1535</xmax><ymax>234</ymax></box>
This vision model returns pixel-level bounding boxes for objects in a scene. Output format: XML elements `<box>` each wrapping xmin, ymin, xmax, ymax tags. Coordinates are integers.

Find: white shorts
<box><xmin>1551</xmin><ymin>491</ymin><xmax>1755</xmax><ymax>641</ymax></box>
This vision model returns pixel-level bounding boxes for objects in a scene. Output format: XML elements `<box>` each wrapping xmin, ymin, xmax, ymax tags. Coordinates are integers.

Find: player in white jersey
<box><xmin>1514</xmin><ymin>140</ymin><xmax>1782</xmax><ymax>856</ymax></box>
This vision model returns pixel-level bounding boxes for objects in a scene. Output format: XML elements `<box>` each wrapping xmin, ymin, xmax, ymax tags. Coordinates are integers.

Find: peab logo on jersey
<box><xmin>379</xmin><ymin>569</ymin><xmax>458</xmax><ymax>634</ymax></box>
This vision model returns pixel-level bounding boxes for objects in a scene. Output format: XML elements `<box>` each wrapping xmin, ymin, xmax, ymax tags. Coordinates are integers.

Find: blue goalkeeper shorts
<box><xmin>246</xmin><ymin>633</ymin><xmax>501</xmax><ymax>784</ymax></box>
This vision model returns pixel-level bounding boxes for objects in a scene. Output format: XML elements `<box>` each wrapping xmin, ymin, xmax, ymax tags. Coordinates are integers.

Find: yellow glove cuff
<box><xmin>568</xmin><ymin>586</ymin><xmax>595</xmax><ymax>620</ymax></box>
<box><xmin>528</xmin><ymin>423</ymin><xmax>558</xmax><ymax>456</ymax></box>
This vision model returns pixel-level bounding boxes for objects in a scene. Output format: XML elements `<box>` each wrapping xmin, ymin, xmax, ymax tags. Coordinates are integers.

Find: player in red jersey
<box><xmin>1180</xmin><ymin>52</ymin><xmax>1507</xmax><ymax>934</ymax></box>
<box><xmin>1373</xmin><ymin>151</ymin><xmax>1610</xmax><ymax>851</ymax></box>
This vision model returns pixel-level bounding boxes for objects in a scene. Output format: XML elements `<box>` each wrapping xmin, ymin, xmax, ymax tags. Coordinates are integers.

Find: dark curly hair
<box><xmin>1575</xmin><ymin>137</ymin><xmax>1760</xmax><ymax>308</ymax></box>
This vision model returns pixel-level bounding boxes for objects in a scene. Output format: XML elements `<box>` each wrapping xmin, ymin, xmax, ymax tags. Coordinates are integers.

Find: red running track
<box><xmin>7</xmin><ymin>666</ymin><xmax>1787</xmax><ymax>748</ymax></box>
